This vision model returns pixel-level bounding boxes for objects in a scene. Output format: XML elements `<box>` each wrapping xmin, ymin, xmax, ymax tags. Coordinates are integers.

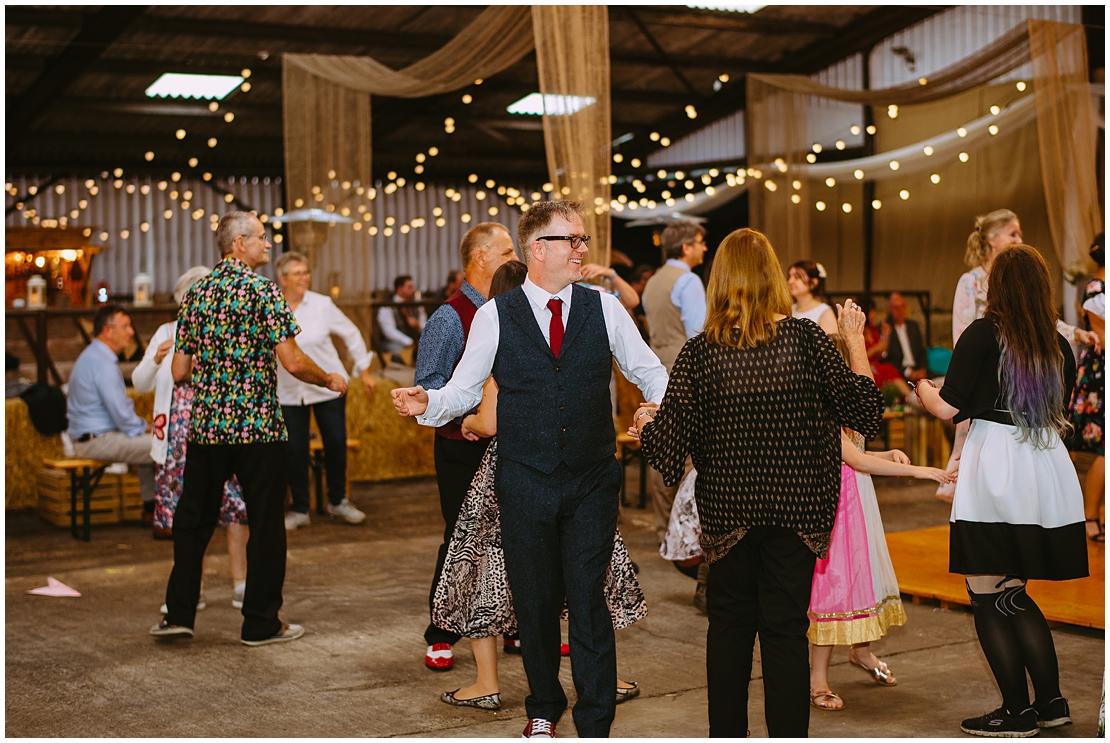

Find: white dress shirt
<box><xmin>418</xmin><ymin>276</ymin><xmax>668</xmax><ymax>428</ymax></box>
<box><xmin>277</xmin><ymin>290</ymin><xmax>374</xmax><ymax>406</ymax></box>
<box><xmin>893</xmin><ymin>323</ymin><xmax>916</xmax><ymax>369</ymax></box>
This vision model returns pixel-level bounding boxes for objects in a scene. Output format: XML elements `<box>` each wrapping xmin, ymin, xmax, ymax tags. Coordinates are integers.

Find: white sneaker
<box><xmin>326</xmin><ymin>499</ymin><xmax>366</xmax><ymax>525</ymax></box>
<box><xmin>160</xmin><ymin>592</ymin><xmax>205</xmax><ymax>615</ymax></box>
<box><xmin>232</xmin><ymin>583</ymin><xmax>245</xmax><ymax>609</ymax></box>
<box><xmin>285</xmin><ymin>511</ymin><xmax>311</xmax><ymax>531</ymax></box>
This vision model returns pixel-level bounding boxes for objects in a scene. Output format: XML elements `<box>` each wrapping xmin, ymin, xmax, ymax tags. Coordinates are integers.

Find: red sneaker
<box><xmin>504</xmin><ymin>637</ymin><xmax>522</xmax><ymax>654</ymax></box>
<box><xmin>522</xmin><ymin>718</ymin><xmax>556</xmax><ymax>738</ymax></box>
<box><xmin>560</xmin><ymin>643</ymin><xmax>570</xmax><ymax>656</ymax></box>
<box><xmin>425</xmin><ymin>643</ymin><xmax>453</xmax><ymax>671</ymax></box>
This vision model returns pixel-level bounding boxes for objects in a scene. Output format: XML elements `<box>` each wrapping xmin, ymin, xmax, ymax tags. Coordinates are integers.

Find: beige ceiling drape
<box><xmin>282</xmin><ymin>5</ymin><xmax>535</xmax><ymax>240</ymax></box>
<box><xmin>1029</xmin><ymin>19</ymin><xmax>1103</xmax><ymax>274</ymax></box>
<box><xmin>283</xmin><ymin>6</ymin><xmax>533</xmax><ymax>97</ymax></box>
<box><xmin>532</xmin><ymin>6</ymin><xmax>612</xmax><ymax>267</ymax></box>
<box><xmin>747</xmin><ymin>20</ymin><xmax>1101</xmax><ymax>282</ymax></box>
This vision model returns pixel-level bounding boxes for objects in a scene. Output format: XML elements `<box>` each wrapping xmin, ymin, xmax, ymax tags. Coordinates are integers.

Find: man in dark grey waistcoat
<box><xmin>392</xmin><ymin>201</ymin><xmax>668</xmax><ymax>738</ymax></box>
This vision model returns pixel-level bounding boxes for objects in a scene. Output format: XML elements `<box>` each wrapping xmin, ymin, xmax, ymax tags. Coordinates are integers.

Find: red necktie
<box><xmin>547</xmin><ymin>298</ymin><xmax>564</xmax><ymax>358</ymax></box>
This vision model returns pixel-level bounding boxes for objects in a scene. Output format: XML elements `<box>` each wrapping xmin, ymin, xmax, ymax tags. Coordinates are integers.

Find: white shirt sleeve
<box><xmin>378</xmin><ymin>305</ymin><xmax>414</xmax><ymax>347</ymax></box>
<box><xmin>417</xmin><ymin>300</ymin><xmax>500</xmax><ymax>427</ymax></box>
<box><xmin>951</xmin><ymin>272</ymin><xmax>977</xmax><ymax>344</ymax></box>
<box><xmin>601</xmin><ymin>292</ymin><xmax>669</xmax><ymax>404</ymax></box>
<box><xmin>327</xmin><ymin>299</ymin><xmax>374</xmax><ymax>374</ymax></box>
<box><xmin>131</xmin><ymin>322</ymin><xmax>173</xmax><ymax>393</ymax></box>
<box><xmin>1083</xmin><ymin>293</ymin><xmax>1105</xmax><ymax>321</ymax></box>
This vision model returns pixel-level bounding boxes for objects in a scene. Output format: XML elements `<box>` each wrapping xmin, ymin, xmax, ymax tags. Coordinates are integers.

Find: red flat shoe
<box><xmin>425</xmin><ymin>643</ymin><xmax>454</xmax><ymax>671</ymax></box>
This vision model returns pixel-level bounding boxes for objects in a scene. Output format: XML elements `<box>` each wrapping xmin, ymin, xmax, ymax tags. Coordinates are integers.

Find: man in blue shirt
<box><xmin>67</xmin><ymin>304</ymin><xmax>156</xmax><ymax>509</ymax></box>
<box><xmin>640</xmin><ymin>220</ymin><xmax>706</xmax><ymax>572</ymax></box>
<box><xmin>413</xmin><ymin>222</ymin><xmax>517</xmax><ymax>672</ymax></box>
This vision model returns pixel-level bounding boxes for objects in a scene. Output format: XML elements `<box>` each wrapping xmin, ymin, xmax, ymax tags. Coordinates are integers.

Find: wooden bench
<box><xmin>308</xmin><ymin>438</ymin><xmax>361</xmax><ymax>515</ymax></box>
<box><xmin>40</xmin><ymin>458</ymin><xmax>109</xmax><ymax>542</ymax></box>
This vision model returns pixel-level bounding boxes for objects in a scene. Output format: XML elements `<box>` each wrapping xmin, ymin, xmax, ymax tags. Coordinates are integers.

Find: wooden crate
<box><xmin>36</xmin><ymin>468</ymin><xmax>143</xmax><ymax>528</ymax></box>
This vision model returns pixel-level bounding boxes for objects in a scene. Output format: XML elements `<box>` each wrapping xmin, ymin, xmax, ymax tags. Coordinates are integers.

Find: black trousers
<box><xmin>425</xmin><ymin>434</ymin><xmax>490</xmax><ymax>646</ymax></box>
<box><xmin>282</xmin><ymin>395</ymin><xmax>348</xmax><ymax>512</ymax></box>
<box><xmin>706</xmin><ymin>526</ymin><xmax>817</xmax><ymax>738</ymax></box>
<box><xmin>165</xmin><ymin>440</ymin><xmax>288</xmax><ymax>642</ymax></box>
<box><xmin>497</xmin><ymin>456</ymin><xmax>622</xmax><ymax>738</ymax></box>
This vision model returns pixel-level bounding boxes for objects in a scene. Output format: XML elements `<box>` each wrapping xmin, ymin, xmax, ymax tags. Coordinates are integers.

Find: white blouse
<box><xmin>792</xmin><ymin>302</ymin><xmax>833</xmax><ymax>326</ymax></box>
<box><xmin>952</xmin><ymin>265</ymin><xmax>1081</xmax><ymax>344</ymax></box>
<box><xmin>276</xmin><ymin>290</ymin><xmax>374</xmax><ymax>407</ymax></box>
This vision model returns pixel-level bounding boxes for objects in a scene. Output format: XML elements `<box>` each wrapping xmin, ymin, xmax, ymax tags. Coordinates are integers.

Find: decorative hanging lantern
<box><xmin>27</xmin><ymin>275</ymin><xmax>47</xmax><ymax>308</ymax></box>
<box><xmin>133</xmin><ymin>272</ymin><xmax>153</xmax><ymax>307</ymax></box>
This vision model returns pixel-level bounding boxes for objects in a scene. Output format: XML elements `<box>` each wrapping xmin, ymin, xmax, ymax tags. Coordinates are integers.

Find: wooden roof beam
<box><xmin>6</xmin><ymin>6</ymin><xmax>148</xmax><ymax>145</ymax></box>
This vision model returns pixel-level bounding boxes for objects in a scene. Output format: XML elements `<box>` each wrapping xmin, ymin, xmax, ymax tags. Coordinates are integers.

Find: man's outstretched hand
<box><xmin>392</xmin><ymin>386</ymin><xmax>430</xmax><ymax>417</ymax></box>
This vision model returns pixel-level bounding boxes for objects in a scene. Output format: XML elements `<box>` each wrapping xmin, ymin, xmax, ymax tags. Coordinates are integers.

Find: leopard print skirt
<box><xmin>432</xmin><ymin>440</ymin><xmax>648</xmax><ymax>638</ymax></box>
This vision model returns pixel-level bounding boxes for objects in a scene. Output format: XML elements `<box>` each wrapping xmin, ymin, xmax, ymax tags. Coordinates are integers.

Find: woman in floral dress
<box><xmin>133</xmin><ymin>267</ymin><xmax>249</xmax><ymax>610</ymax></box>
<box><xmin>1068</xmin><ymin>234</ymin><xmax>1104</xmax><ymax>542</ymax></box>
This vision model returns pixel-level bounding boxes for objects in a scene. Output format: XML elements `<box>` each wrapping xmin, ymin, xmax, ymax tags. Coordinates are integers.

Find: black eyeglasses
<box><xmin>538</xmin><ymin>235</ymin><xmax>591</xmax><ymax>250</ymax></box>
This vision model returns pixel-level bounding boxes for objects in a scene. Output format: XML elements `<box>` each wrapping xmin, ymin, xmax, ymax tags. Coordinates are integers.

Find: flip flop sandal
<box><xmin>810</xmin><ymin>689</ymin><xmax>845</xmax><ymax>711</ymax></box>
<box><xmin>851</xmin><ymin>657</ymin><xmax>897</xmax><ymax>686</ymax></box>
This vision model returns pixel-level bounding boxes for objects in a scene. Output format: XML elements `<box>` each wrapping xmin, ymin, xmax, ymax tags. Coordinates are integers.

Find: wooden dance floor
<box><xmin>886</xmin><ymin>525</ymin><xmax>1105</xmax><ymax>629</ymax></box>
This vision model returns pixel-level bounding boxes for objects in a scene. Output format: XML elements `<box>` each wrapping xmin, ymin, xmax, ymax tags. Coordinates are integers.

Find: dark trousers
<box><xmin>165</xmin><ymin>440</ymin><xmax>289</xmax><ymax>641</ymax></box>
<box><xmin>706</xmin><ymin>526</ymin><xmax>817</xmax><ymax>738</ymax></box>
<box><xmin>282</xmin><ymin>396</ymin><xmax>348</xmax><ymax>512</ymax></box>
<box><xmin>497</xmin><ymin>456</ymin><xmax>622</xmax><ymax>738</ymax></box>
<box><xmin>425</xmin><ymin>434</ymin><xmax>489</xmax><ymax>646</ymax></box>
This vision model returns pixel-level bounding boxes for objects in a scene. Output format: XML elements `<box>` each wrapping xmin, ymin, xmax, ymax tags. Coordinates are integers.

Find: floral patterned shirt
<box><xmin>175</xmin><ymin>257</ymin><xmax>299</xmax><ymax>444</ymax></box>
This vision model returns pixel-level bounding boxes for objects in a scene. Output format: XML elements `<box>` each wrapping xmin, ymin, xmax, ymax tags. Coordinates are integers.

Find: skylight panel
<box><xmin>145</xmin><ymin>73</ymin><xmax>245</xmax><ymax>100</ymax></box>
<box><xmin>507</xmin><ymin>93</ymin><xmax>597</xmax><ymax>116</ymax></box>
<box><xmin>686</xmin><ymin>4</ymin><xmax>767</xmax><ymax>12</ymax></box>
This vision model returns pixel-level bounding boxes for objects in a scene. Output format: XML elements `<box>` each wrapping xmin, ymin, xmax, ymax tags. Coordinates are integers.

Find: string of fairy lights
<box><xmin>7</xmin><ymin>70</ymin><xmax>1032</xmax><ymax>245</ymax></box>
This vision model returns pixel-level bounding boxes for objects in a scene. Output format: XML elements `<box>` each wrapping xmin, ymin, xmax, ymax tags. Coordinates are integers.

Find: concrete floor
<box><xmin>5</xmin><ymin>473</ymin><xmax>1103</xmax><ymax>737</ymax></box>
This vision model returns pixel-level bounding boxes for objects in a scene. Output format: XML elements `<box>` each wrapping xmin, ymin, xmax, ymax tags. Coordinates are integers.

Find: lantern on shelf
<box><xmin>133</xmin><ymin>273</ymin><xmax>153</xmax><ymax>307</ymax></box>
<box><xmin>27</xmin><ymin>275</ymin><xmax>47</xmax><ymax>308</ymax></box>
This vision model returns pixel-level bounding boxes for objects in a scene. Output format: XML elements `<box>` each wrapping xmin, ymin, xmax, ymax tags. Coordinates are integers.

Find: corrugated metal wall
<box><xmin>646</xmin><ymin>109</ymin><xmax>745</xmax><ymax>168</ymax></box>
<box><xmin>6</xmin><ymin>174</ymin><xmax>519</xmax><ymax>296</ymax></box>
<box><xmin>870</xmin><ymin>5</ymin><xmax>1082</xmax><ymax>88</ymax></box>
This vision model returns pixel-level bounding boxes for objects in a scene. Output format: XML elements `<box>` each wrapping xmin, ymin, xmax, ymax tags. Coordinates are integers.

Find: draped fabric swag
<box><xmin>282</xmin><ymin>5</ymin><xmax>614</xmax><ymax>278</ymax></box>
<box><xmin>746</xmin><ymin>20</ymin><xmax>1102</xmax><ymax>279</ymax></box>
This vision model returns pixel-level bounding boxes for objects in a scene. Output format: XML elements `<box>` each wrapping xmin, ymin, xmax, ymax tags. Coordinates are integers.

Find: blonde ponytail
<box><xmin>965</xmin><ymin>208</ymin><xmax>1018</xmax><ymax>268</ymax></box>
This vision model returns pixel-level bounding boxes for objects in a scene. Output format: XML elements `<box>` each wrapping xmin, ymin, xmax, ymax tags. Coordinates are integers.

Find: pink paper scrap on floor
<box><xmin>26</xmin><ymin>577</ymin><xmax>81</xmax><ymax>597</ymax></box>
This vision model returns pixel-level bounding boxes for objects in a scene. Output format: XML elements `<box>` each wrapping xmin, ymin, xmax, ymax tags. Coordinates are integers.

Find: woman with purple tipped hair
<box><xmin>916</xmin><ymin>245</ymin><xmax>1087</xmax><ymax>738</ymax></box>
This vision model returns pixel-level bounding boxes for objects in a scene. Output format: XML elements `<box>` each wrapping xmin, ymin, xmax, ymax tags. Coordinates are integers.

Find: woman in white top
<box><xmin>939</xmin><ymin>210</ymin><xmax>1098</xmax><ymax>502</ymax></box>
<box><xmin>132</xmin><ymin>266</ymin><xmax>248</xmax><ymax>610</ymax></box>
<box><xmin>788</xmin><ymin>260</ymin><xmax>838</xmax><ymax>334</ymax></box>
<box><xmin>275</xmin><ymin>252</ymin><xmax>377</xmax><ymax>530</ymax></box>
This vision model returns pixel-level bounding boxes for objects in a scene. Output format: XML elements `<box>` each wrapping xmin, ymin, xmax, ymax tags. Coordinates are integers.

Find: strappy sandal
<box><xmin>850</xmin><ymin>656</ymin><xmax>897</xmax><ymax>686</ymax></box>
<box><xmin>810</xmin><ymin>689</ymin><xmax>845</xmax><ymax>711</ymax></box>
<box><xmin>1086</xmin><ymin>518</ymin><xmax>1105</xmax><ymax>543</ymax></box>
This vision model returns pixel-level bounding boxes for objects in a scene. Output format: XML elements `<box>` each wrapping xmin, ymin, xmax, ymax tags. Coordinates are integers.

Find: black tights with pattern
<box><xmin>966</xmin><ymin>576</ymin><xmax>1062</xmax><ymax>715</ymax></box>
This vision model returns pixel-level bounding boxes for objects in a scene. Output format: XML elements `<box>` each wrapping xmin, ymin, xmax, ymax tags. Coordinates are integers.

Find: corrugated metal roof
<box><xmin>870</xmin><ymin>5</ymin><xmax>1083</xmax><ymax>88</ymax></box>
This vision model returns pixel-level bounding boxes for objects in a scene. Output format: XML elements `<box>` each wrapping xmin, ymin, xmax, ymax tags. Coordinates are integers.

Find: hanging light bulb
<box><xmin>815</xmin><ymin>201</ymin><xmax>827</xmax><ymax>211</ymax></box>
<box><xmin>841</xmin><ymin>203</ymin><xmax>852</xmax><ymax>213</ymax></box>
<box><xmin>144</xmin><ymin>151</ymin><xmax>155</xmax><ymax>162</ymax></box>
<box><xmin>899</xmin><ymin>189</ymin><xmax>910</xmax><ymax>200</ymax></box>
<box><xmin>923</xmin><ymin>145</ymin><xmax>934</xmax><ymax>156</ymax></box>
<box><xmin>959</xmin><ymin>152</ymin><xmax>970</xmax><ymax>162</ymax></box>
<box><xmin>872</xmin><ymin>199</ymin><xmax>882</xmax><ymax>210</ymax></box>
<box><xmin>930</xmin><ymin>173</ymin><xmax>941</xmax><ymax>184</ymax></box>
<box><xmin>853</xmin><ymin>169</ymin><xmax>864</xmax><ymax>180</ymax></box>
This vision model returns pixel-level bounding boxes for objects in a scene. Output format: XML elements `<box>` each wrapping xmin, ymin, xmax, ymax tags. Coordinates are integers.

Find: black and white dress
<box><xmin>432</xmin><ymin>440</ymin><xmax>648</xmax><ymax>638</ymax></box>
<box><xmin>940</xmin><ymin>318</ymin><xmax>1087</xmax><ymax>579</ymax></box>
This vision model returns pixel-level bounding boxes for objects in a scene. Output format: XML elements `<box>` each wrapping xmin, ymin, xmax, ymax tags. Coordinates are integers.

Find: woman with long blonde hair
<box><xmin>635</xmin><ymin>228</ymin><xmax>883</xmax><ymax>737</ymax></box>
<box><xmin>917</xmin><ymin>245</ymin><xmax>1086</xmax><ymax>737</ymax></box>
